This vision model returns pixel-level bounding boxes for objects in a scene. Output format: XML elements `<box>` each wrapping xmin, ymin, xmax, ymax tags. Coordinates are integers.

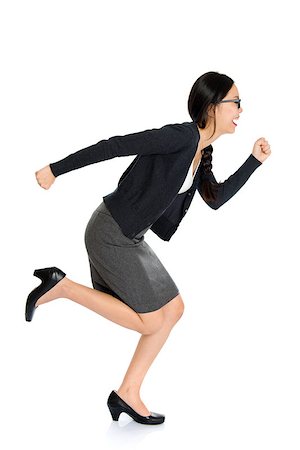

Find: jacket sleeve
<box><xmin>49</xmin><ymin>123</ymin><xmax>192</xmax><ymax>177</ymax></box>
<box><xmin>197</xmin><ymin>154</ymin><xmax>262</xmax><ymax>209</ymax></box>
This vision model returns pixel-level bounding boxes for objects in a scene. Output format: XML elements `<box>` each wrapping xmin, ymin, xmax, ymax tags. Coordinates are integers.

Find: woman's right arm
<box><xmin>35</xmin><ymin>122</ymin><xmax>194</xmax><ymax>189</ymax></box>
<box><xmin>46</xmin><ymin>123</ymin><xmax>193</xmax><ymax>179</ymax></box>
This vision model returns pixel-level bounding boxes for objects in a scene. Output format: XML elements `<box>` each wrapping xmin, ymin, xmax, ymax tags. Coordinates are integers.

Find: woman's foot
<box><xmin>116</xmin><ymin>387</ymin><xmax>150</xmax><ymax>417</ymax></box>
<box><xmin>25</xmin><ymin>267</ymin><xmax>67</xmax><ymax>322</ymax></box>
<box><xmin>107</xmin><ymin>390</ymin><xmax>165</xmax><ymax>424</ymax></box>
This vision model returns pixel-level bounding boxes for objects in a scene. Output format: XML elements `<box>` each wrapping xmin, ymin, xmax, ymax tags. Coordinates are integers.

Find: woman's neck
<box><xmin>197</xmin><ymin>124</ymin><xmax>221</xmax><ymax>151</ymax></box>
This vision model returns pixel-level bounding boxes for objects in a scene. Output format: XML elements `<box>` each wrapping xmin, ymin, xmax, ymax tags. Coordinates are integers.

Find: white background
<box><xmin>1</xmin><ymin>0</ymin><xmax>299</xmax><ymax>449</ymax></box>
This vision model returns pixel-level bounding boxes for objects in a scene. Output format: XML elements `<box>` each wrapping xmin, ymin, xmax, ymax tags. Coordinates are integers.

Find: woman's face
<box><xmin>214</xmin><ymin>84</ymin><xmax>243</xmax><ymax>135</ymax></box>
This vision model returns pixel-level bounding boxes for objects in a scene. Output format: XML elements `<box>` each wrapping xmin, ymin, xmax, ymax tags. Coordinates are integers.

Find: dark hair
<box><xmin>188</xmin><ymin>71</ymin><xmax>234</xmax><ymax>203</ymax></box>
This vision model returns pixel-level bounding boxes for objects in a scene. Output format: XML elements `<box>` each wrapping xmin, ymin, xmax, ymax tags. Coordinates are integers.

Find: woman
<box><xmin>25</xmin><ymin>71</ymin><xmax>271</xmax><ymax>425</ymax></box>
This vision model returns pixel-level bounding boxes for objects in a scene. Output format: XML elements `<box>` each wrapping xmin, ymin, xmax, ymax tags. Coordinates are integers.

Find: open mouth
<box><xmin>232</xmin><ymin>117</ymin><xmax>239</xmax><ymax>126</ymax></box>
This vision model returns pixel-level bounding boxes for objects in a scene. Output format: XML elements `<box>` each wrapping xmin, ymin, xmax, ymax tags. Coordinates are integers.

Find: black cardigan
<box><xmin>49</xmin><ymin>121</ymin><xmax>262</xmax><ymax>241</ymax></box>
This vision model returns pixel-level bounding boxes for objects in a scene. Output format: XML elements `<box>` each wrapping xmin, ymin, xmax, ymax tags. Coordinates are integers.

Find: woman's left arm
<box><xmin>198</xmin><ymin>138</ymin><xmax>271</xmax><ymax>209</ymax></box>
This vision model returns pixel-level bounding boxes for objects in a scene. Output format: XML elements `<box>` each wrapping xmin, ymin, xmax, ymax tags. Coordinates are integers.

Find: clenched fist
<box><xmin>35</xmin><ymin>165</ymin><xmax>56</xmax><ymax>190</ymax></box>
<box><xmin>252</xmin><ymin>138</ymin><xmax>271</xmax><ymax>163</ymax></box>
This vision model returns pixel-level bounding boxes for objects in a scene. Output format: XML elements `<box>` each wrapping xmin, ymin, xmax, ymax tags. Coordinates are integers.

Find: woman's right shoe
<box><xmin>107</xmin><ymin>390</ymin><xmax>165</xmax><ymax>425</ymax></box>
<box><xmin>25</xmin><ymin>267</ymin><xmax>66</xmax><ymax>322</ymax></box>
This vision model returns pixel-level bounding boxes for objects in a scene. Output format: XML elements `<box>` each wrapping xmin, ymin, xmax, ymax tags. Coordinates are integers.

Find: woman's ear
<box><xmin>207</xmin><ymin>104</ymin><xmax>216</xmax><ymax>117</ymax></box>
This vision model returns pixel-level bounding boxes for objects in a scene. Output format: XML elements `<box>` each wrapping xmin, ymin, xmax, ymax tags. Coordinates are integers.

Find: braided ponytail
<box><xmin>199</xmin><ymin>146</ymin><xmax>218</xmax><ymax>203</ymax></box>
<box><xmin>201</xmin><ymin>145</ymin><xmax>213</xmax><ymax>174</ymax></box>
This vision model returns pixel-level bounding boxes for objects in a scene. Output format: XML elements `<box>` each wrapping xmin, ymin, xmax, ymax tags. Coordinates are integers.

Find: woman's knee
<box><xmin>138</xmin><ymin>294</ymin><xmax>184</xmax><ymax>334</ymax></box>
<box><xmin>164</xmin><ymin>294</ymin><xmax>185</xmax><ymax>326</ymax></box>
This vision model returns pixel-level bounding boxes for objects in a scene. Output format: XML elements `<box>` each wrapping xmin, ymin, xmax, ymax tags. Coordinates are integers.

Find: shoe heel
<box><xmin>34</xmin><ymin>267</ymin><xmax>66</xmax><ymax>283</ymax></box>
<box><xmin>33</xmin><ymin>268</ymin><xmax>50</xmax><ymax>282</ymax></box>
<box><xmin>108</xmin><ymin>405</ymin><xmax>122</xmax><ymax>421</ymax></box>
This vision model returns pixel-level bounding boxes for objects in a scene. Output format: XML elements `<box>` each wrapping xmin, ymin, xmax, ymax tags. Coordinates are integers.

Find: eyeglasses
<box><xmin>219</xmin><ymin>99</ymin><xmax>241</xmax><ymax>109</ymax></box>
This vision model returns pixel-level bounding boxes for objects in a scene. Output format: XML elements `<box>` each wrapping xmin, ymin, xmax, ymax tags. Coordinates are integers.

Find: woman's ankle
<box><xmin>117</xmin><ymin>382</ymin><xmax>141</xmax><ymax>397</ymax></box>
<box><xmin>60</xmin><ymin>277</ymin><xmax>76</xmax><ymax>299</ymax></box>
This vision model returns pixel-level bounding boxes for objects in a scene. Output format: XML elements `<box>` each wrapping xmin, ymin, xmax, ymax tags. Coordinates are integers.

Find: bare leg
<box><xmin>35</xmin><ymin>278</ymin><xmax>184</xmax><ymax>415</ymax></box>
<box><xmin>36</xmin><ymin>277</ymin><xmax>164</xmax><ymax>334</ymax></box>
<box><xmin>117</xmin><ymin>295</ymin><xmax>184</xmax><ymax>416</ymax></box>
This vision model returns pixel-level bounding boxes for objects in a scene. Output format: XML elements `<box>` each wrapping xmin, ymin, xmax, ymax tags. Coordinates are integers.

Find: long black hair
<box><xmin>188</xmin><ymin>71</ymin><xmax>234</xmax><ymax>203</ymax></box>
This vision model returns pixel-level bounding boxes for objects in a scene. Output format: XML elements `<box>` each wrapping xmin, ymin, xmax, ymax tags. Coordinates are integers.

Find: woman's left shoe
<box><xmin>107</xmin><ymin>390</ymin><xmax>165</xmax><ymax>425</ymax></box>
<box><xmin>25</xmin><ymin>267</ymin><xmax>66</xmax><ymax>322</ymax></box>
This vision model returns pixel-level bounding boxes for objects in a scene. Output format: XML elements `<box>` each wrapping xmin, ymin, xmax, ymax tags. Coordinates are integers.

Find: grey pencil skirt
<box><xmin>84</xmin><ymin>201</ymin><xmax>180</xmax><ymax>313</ymax></box>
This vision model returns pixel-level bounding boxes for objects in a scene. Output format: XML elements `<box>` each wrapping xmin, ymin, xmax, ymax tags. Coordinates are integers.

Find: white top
<box><xmin>177</xmin><ymin>158</ymin><xmax>201</xmax><ymax>194</ymax></box>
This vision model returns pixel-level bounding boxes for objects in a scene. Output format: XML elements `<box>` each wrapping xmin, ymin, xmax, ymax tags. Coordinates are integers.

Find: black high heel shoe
<box><xmin>25</xmin><ymin>267</ymin><xmax>66</xmax><ymax>322</ymax></box>
<box><xmin>107</xmin><ymin>390</ymin><xmax>165</xmax><ymax>425</ymax></box>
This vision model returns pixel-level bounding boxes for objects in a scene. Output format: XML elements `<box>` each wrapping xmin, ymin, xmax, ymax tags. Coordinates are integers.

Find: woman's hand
<box><xmin>252</xmin><ymin>138</ymin><xmax>271</xmax><ymax>163</ymax></box>
<box><xmin>35</xmin><ymin>165</ymin><xmax>56</xmax><ymax>190</ymax></box>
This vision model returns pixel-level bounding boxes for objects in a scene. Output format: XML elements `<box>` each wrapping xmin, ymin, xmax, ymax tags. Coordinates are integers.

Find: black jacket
<box><xmin>50</xmin><ymin>121</ymin><xmax>262</xmax><ymax>241</ymax></box>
